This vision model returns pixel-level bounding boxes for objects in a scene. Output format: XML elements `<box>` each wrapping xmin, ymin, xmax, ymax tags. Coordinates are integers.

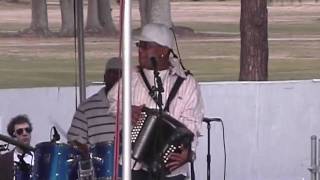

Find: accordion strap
<box><xmin>139</xmin><ymin>67</ymin><xmax>185</xmax><ymax>112</ymax></box>
<box><xmin>139</xmin><ymin>67</ymin><xmax>157</xmax><ymax>103</ymax></box>
<box><xmin>164</xmin><ymin>76</ymin><xmax>184</xmax><ymax>112</ymax></box>
<box><xmin>139</xmin><ymin>67</ymin><xmax>153</xmax><ymax>92</ymax></box>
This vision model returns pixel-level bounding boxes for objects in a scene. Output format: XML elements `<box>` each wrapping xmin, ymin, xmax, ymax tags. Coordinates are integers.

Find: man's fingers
<box><xmin>165</xmin><ymin>153</ymin><xmax>185</xmax><ymax>172</ymax></box>
<box><xmin>166</xmin><ymin>161</ymin><xmax>179</xmax><ymax>167</ymax></box>
<box><xmin>168</xmin><ymin>153</ymin><xmax>183</xmax><ymax>161</ymax></box>
<box><xmin>131</xmin><ymin>105</ymin><xmax>142</xmax><ymax>124</ymax></box>
<box><xmin>165</xmin><ymin>161</ymin><xmax>180</xmax><ymax>171</ymax></box>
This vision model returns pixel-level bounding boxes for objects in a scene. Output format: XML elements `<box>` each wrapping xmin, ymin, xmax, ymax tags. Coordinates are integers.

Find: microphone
<box><xmin>0</xmin><ymin>134</ymin><xmax>35</xmax><ymax>152</ymax></box>
<box><xmin>203</xmin><ymin>117</ymin><xmax>222</xmax><ymax>123</ymax></box>
<box><xmin>150</xmin><ymin>57</ymin><xmax>158</xmax><ymax>72</ymax></box>
<box><xmin>52</xmin><ymin>126</ymin><xmax>61</xmax><ymax>142</ymax></box>
<box><xmin>0</xmin><ymin>143</ymin><xmax>8</xmax><ymax>152</ymax></box>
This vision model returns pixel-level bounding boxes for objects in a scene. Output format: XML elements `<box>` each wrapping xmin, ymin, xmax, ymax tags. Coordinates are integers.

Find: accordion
<box><xmin>131</xmin><ymin>107</ymin><xmax>194</xmax><ymax>174</ymax></box>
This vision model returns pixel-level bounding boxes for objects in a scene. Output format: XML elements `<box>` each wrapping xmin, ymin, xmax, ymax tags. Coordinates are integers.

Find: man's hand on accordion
<box><xmin>165</xmin><ymin>145</ymin><xmax>190</xmax><ymax>172</ymax></box>
<box><xmin>132</xmin><ymin>105</ymin><xmax>144</xmax><ymax>125</ymax></box>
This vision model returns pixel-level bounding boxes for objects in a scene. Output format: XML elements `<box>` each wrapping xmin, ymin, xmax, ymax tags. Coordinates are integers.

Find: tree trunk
<box><xmin>98</xmin><ymin>0</ymin><xmax>117</xmax><ymax>35</ymax></box>
<box><xmin>86</xmin><ymin>0</ymin><xmax>103</xmax><ymax>33</ymax></box>
<box><xmin>24</xmin><ymin>0</ymin><xmax>50</xmax><ymax>36</ymax></box>
<box><xmin>239</xmin><ymin>0</ymin><xmax>268</xmax><ymax>81</ymax></box>
<box><xmin>149</xmin><ymin>0</ymin><xmax>173</xmax><ymax>27</ymax></box>
<box><xmin>138</xmin><ymin>0</ymin><xmax>193</xmax><ymax>36</ymax></box>
<box><xmin>59</xmin><ymin>0</ymin><xmax>75</xmax><ymax>37</ymax></box>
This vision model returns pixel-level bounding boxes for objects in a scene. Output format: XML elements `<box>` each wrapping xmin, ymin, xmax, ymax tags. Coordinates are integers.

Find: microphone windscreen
<box><xmin>53</xmin><ymin>126</ymin><xmax>61</xmax><ymax>141</ymax></box>
<box><xmin>150</xmin><ymin>57</ymin><xmax>157</xmax><ymax>68</ymax></box>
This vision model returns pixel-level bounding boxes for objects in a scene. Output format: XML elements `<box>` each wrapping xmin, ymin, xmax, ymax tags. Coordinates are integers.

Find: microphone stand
<box><xmin>150</xmin><ymin>57</ymin><xmax>165</xmax><ymax>180</ymax></box>
<box><xmin>154</xmin><ymin>71</ymin><xmax>164</xmax><ymax>113</ymax></box>
<box><xmin>206</xmin><ymin>120</ymin><xmax>212</xmax><ymax>180</ymax></box>
<box><xmin>151</xmin><ymin>57</ymin><xmax>164</xmax><ymax>114</ymax></box>
<box><xmin>203</xmin><ymin>117</ymin><xmax>222</xmax><ymax>180</ymax></box>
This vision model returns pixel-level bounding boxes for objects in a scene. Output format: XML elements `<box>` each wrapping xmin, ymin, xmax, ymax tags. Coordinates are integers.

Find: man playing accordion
<box><xmin>108</xmin><ymin>23</ymin><xmax>204</xmax><ymax>180</ymax></box>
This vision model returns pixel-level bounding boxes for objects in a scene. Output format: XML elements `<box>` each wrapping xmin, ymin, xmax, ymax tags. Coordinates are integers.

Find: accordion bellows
<box><xmin>131</xmin><ymin>107</ymin><xmax>194</xmax><ymax>174</ymax></box>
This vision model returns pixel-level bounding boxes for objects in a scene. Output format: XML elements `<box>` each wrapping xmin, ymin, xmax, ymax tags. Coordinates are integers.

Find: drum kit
<box><xmin>0</xmin><ymin>134</ymin><xmax>119</xmax><ymax>180</ymax></box>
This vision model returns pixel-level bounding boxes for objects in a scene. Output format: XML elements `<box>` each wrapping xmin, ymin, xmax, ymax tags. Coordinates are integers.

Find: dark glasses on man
<box><xmin>15</xmin><ymin>127</ymin><xmax>32</xmax><ymax>135</ymax></box>
<box><xmin>136</xmin><ymin>41</ymin><xmax>162</xmax><ymax>49</ymax></box>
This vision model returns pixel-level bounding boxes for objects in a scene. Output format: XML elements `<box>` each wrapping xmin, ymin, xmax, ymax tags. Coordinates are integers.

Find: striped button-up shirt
<box><xmin>108</xmin><ymin>67</ymin><xmax>204</xmax><ymax>177</ymax></box>
<box><xmin>67</xmin><ymin>88</ymin><xmax>115</xmax><ymax>145</ymax></box>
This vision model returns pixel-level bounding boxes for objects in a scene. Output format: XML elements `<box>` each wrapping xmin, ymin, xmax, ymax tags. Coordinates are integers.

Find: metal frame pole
<box><xmin>318</xmin><ymin>139</ymin><xmax>320</xmax><ymax>180</ymax></box>
<box><xmin>122</xmin><ymin>0</ymin><xmax>132</xmax><ymax>179</ymax></box>
<box><xmin>310</xmin><ymin>135</ymin><xmax>317</xmax><ymax>180</ymax></box>
<box><xmin>76</xmin><ymin>0</ymin><xmax>86</xmax><ymax>103</ymax></box>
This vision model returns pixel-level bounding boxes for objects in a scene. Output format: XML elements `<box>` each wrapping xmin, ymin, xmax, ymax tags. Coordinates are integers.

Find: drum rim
<box><xmin>35</xmin><ymin>141</ymin><xmax>71</xmax><ymax>147</ymax></box>
<box><xmin>91</xmin><ymin>141</ymin><xmax>114</xmax><ymax>147</ymax></box>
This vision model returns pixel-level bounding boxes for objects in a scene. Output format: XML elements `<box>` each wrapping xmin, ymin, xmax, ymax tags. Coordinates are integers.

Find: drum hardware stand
<box><xmin>309</xmin><ymin>135</ymin><xmax>320</xmax><ymax>180</ymax></box>
<box><xmin>78</xmin><ymin>154</ymin><xmax>97</xmax><ymax>180</ymax></box>
<box><xmin>92</xmin><ymin>156</ymin><xmax>103</xmax><ymax>164</ymax></box>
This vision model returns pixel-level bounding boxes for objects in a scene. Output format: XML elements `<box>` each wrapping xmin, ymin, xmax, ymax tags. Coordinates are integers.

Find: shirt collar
<box><xmin>98</xmin><ymin>88</ymin><xmax>107</xmax><ymax>102</ymax></box>
<box><xmin>169</xmin><ymin>57</ymin><xmax>187</xmax><ymax>79</ymax></box>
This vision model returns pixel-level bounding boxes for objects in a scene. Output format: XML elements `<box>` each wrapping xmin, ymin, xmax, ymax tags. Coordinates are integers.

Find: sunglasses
<box><xmin>15</xmin><ymin>127</ymin><xmax>32</xmax><ymax>136</ymax></box>
<box><xmin>136</xmin><ymin>41</ymin><xmax>162</xmax><ymax>49</ymax></box>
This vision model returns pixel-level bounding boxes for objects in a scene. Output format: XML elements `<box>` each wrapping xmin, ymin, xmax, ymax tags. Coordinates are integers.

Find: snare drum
<box><xmin>90</xmin><ymin>142</ymin><xmax>115</xmax><ymax>179</ymax></box>
<box><xmin>32</xmin><ymin>142</ymin><xmax>79</xmax><ymax>180</ymax></box>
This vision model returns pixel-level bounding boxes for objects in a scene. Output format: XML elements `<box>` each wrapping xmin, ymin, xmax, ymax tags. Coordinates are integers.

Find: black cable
<box><xmin>170</xmin><ymin>27</ymin><xmax>191</xmax><ymax>75</ymax></box>
<box><xmin>170</xmin><ymin>27</ymin><xmax>182</xmax><ymax>61</ymax></box>
<box><xmin>208</xmin><ymin>119</ymin><xmax>227</xmax><ymax>180</ymax></box>
<box><xmin>132</xmin><ymin>160</ymin><xmax>137</xmax><ymax>170</ymax></box>
<box><xmin>219</xmin><ymin>120</ymin><xmax>227</xmax><ymax>180</ymax></box>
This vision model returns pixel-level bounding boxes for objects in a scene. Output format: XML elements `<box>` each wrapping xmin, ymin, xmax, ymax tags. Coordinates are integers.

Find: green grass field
<box><xmin>0</xmin><ymin>1</ymin><xmax>319</xmax><ymax>89</ymax></box>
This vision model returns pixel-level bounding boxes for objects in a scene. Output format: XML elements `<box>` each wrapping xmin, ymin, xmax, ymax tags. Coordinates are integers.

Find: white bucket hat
<box><xmin>138</xmin><ymin>23</ymin><xmax>175</xmax><ymax>49</ymax></box>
